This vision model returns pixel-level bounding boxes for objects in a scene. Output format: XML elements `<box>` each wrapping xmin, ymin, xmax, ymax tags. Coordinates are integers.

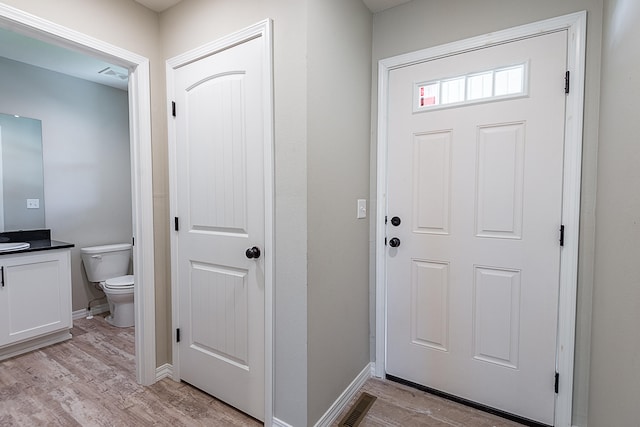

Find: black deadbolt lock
<box><xmin>389</xmin><ymin>237</ymin><xmax>401</xmax><ymax>248</ymax></box>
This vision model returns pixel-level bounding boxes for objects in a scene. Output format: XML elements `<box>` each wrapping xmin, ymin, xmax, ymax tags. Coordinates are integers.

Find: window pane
<box><xmin>441</xmin><ymin>77</ymin><xmax>465</xmax><ymax>104</ymax></box>
<box><xmin>467</xmin><ymin>72</ymin><xmax>493</xmax><ymax>100</ymax></box>
<box><xmin>495</xmin><ymin>66</ymin><xmax>524</xmax><ymax>96</ymax></box>
<box><xmin>414</xmin><ymin>63</ymin><xmax>526</xmax><ymax>113</ymax></box>
<box><xmin>418</xmin><ymin>82</ymin><xmax>439</xmax><ymax>107</ymax></box>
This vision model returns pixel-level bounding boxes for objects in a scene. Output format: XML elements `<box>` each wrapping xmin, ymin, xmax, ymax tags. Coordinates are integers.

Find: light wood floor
<box><xmin>0</xmin><ymin>315</ymin><xmax>260</xmax><ymax>426</ymax></box>
<box><xmin>334</xmin><ymin>378</ymin><xmax>526</xmax><ymax>427</ymax></box>
<box><xmin>1</xmin><ymin>315</ymin><xmax>524</xmax><ymax>426</ymax></box>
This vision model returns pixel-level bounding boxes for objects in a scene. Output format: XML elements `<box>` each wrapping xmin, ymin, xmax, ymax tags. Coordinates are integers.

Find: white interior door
<box><xmin>173</xmin><ymin>35</ymin><xmax>265</xmax><ymax>421</ymax></box>
<box><xmin>386</xmin><ymin>31</ymin><xmax>568</xmax><ymax>425</ymax></box>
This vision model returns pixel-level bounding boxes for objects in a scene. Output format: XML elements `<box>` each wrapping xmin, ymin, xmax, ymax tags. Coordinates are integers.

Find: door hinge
<box><xmin>176</xmin><ymin>328</ymin><xmax>181</xmax><ymax>343</ymax></box>
<box><xmin>132</xmin><ymin>236</ymin><xmax>135</xmax><ymax>246</ymax></box>
<box><xmin>564</xmin><ymin>71</ymin><xmax>570</xmax><ymax>94</ymax></box>
<box><xmin>174</xmin><ymin>217</ymin><xmax>179</xmax><ymax>231</ymax></box>
<box><xmin>384</xmin><ymin>237</ymin><xmax>387</xmax><ymax>246</ymax></box>
<box><xmin>172</xmin><ymin>101</ymin><xmax>176</xmax><ymax>117</ymax></box>
<box><xmin>559</xmin><ymin>225</ymin><xmax>565</xmax><ymax>246</ymax></box>
<box><xmin>385</xmin><ymin>215</ymin><xmax>388</xmax><ymax>224</ymax></box>
<box><xmin>555</xmin><ymin>371</ymin><xmax>559</xmax><ymax>393</ymax></box>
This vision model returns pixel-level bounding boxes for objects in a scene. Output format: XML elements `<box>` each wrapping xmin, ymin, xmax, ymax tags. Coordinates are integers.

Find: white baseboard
<box><xmin>272</xmin><ymin>418</ymin><xmax>294</xmax><ymax>427</ymax></box>
<box><xmin>153</xmin><ymin>362</ymin><xmax>372</xmax><ymax>427</ymax></box>
<box><xmin>72</xmin><ymin>303</ymin><xmax>110</xmax><ymax>320</ymax></box>
<box><xmin>313</xmin><ymin>362</ymin><xmax>373</xmax><ymax>427</ymax></box>
<box><xmin>0</xmin><ymin>330</ymin><xmax>71</xmax><ymax>361</ymax></box>
<box><xmin>155</xmin><ymin>363</ymin><xmax>174</xmax><ymax>381</ymax></box>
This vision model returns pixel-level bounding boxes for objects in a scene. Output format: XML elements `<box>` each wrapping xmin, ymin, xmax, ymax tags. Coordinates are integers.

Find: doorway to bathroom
<box><xmin>0</xmin><ymin>5</ymin><xmax>156</xmax><ymax>385</ymax></box>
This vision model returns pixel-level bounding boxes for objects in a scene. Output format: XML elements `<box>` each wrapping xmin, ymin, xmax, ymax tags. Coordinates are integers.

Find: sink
<box><xmin>0</xmin><ymin>242</ymin><xmax>30</xmax><ymax>252</ymax></box>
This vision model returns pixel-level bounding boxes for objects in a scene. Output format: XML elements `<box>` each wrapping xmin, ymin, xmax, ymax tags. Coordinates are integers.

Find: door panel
<box><xmin>190</xmin><ymin>262</ymin><xmax>249</xmax><ymax>367</ymax></box>
<box><xmin>386</xmin><ymin>31</ymin><xmax>567</xmax><ymax>425</ymax></box>
<box><xmin>475</xmin><ymin>123</ymin><xmax>525</xmax><ymax>239</ymax></box>
<box><xmin>413</xmin><ymin>131</ymin><xmax>451</xmax><ymax>234</ymax></box>
<box><xmin>187</xmin><ymin>73</ymin><xmax>248</xmax><ymax>233</ymax></box>
<box><xmin>174</xmin><ymin>35</ymin><xmax>265</xmax><ymax>421</ymax></box>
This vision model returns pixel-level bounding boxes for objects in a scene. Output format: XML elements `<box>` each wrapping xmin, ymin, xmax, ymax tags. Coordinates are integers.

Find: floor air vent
<box><xmin>338</xmin><ymin>392</ymin><xmax>377</xmax><ymax>427</ymax></box>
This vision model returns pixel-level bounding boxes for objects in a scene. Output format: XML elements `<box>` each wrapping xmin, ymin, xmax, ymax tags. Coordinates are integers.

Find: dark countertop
<box><xmin>0</xmin><ymin>229</ymin><xmax>74</xmax><ymax>255</ymax></box>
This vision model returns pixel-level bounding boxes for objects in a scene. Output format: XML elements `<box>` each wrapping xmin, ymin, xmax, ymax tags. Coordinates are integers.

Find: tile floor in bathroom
<box><xmin>0</xmin><ymin>314</ymin><xmax>525</xmax><ymax>426</ymax></box>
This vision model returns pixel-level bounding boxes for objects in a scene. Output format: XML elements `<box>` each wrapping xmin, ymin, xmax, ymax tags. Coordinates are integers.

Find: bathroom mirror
<box><xmin>0</xmin><ymin>113</ymin><xmax>45</xmax><ymax>231</ymax></box>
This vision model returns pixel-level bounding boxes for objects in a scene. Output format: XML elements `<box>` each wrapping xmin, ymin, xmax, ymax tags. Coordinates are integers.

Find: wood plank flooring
<box><xmin>0</xmin><ymin>315</ymin><xmax>260</xmax><ymax>426</ymax></box>
<box><xmin>1</xmin><ymin>315</ymin><xmax>525</xmax><ymax>426</ymax></box>
<box><xmin>334</xmin><ymin>378</ymin><xmax>526</xmax><ymax>427</ymax></box>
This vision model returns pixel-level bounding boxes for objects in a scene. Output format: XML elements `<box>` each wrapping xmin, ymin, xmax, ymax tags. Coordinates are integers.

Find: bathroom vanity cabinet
<box><xmin>0</xmin><ymin>248</ymin><xmax>73</xmax><ymax>360</ymax></box>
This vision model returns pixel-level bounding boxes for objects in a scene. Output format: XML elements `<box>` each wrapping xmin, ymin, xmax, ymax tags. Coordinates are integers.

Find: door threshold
<box><xmin>385</xmin><ymin>374</ymin><xmax>551</xmax><ymax>427</ymax></box>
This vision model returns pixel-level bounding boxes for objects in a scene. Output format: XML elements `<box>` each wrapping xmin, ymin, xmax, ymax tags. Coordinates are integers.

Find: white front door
<box><xmin>173</xmin><ymin>35</ymin><xmax>266</xmax><ymax>421</ymax></box>
<box><xmin>386</xmin><ymin>31</ymin><xmax>567</xmax><ymax>425</ymax></box>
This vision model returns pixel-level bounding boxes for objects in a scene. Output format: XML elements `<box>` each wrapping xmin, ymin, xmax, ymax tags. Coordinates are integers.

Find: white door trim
<box><xmin>375</xmin><ymin>11</ymin><xmax>586</xmax><ymax>427</ymax></box>
<box><xmin>0</xmin><ymin>4</ymin><xmax>156</xmax><ymax>385</ymax></box>
<box><xmin>166</xmin><ymin>19</ymin><xmax>274</xmax><ymax>426</ymax></box>
<box><xmin>0</xmin><ymin>126</ymin><xmax>4</xmax><ymax>232</ymax></box>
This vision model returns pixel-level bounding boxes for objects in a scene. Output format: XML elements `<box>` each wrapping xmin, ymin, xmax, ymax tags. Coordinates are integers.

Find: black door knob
<box><xmin>390</xmin><ymin>216</ymin><xmax>401</xmax><ymax>226</ymax></box>
<box><xmin>389</xmin><ymin>237</ymin><xmax>401</xmax><ymax>248</ymax></box>
<box><xmin>246</xmin><ymin>246</ymin><xmax>261</xmax><ymax>259</ymax></box>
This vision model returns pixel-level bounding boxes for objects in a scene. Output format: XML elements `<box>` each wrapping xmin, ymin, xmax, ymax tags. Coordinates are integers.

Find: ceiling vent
<box><xmin>98</xmin><ymin>66</ymin><xmax>128</xmax><ymax>81</ymax></box>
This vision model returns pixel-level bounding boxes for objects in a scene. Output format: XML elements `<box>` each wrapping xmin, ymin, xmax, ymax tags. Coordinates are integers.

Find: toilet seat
<box><xmin>104</xmin><ymin>274</ymin><xmax>134</xmax><ymax>290</ymax></box>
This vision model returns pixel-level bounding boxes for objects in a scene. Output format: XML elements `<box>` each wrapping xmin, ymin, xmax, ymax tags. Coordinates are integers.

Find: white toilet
<box><xmin>80</xmin><ymin>243</ymin><xmax>134</xmax><ymax>328</ymax></box>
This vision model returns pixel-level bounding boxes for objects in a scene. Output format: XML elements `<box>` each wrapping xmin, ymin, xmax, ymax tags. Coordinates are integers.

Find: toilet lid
<box><xmin>104</xmin><ymin>274</ymin><xmax>134</xmax><ymax>289</ymax></box>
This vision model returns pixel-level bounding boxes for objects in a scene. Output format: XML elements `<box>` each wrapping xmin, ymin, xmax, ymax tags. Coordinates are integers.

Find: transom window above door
<box><xmin>414</xmin><ymin>62</ymin><xmax>527</xmax><ymax>112</ymax></box>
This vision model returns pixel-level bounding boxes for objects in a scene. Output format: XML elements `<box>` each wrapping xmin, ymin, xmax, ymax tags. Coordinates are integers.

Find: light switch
<box><xmin>27</xmin><ymin>199</ymin><xmax>39</xmax><ymax>209</ymax></box>
<box><xmin>357</xmin><ymin>199</ymin><xmax>367</xmax><ymax>219</ymax></box>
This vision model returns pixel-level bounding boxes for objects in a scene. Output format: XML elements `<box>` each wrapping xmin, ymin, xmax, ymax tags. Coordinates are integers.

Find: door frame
<box><xmin>375</xmin><ymin>12</ymin><xmax>586</xmax><ymax>427</ymax></box>
<box><xmin>166</xmin><ymin>19</ymin><xmax>274</xmax><ymax>425</ymax></box>
<box><xmin>0</xmin><ymin>4</ymin><xmax>156</xmax><ymax>385</ymax></box>
<box><xmin>0</xmin><ymin>125</ymin><xmax>4</xmax><ymax>232</ymax></box>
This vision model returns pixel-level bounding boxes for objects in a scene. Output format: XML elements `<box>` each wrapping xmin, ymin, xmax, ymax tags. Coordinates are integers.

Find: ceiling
<box><xmin>0</xmin><ymin>27</ymin><xmax>129</xmax><ymax>91</ymax></box>
<box><xmin>361</xmin><ymin>0</ymin><xmax>412</xmax><ymax>13</ymax></box>
<box><xmin>133</xmin><ymin>0</ymin><xmax>183</xmax><ymax>12</ymax></box>
<box><xmin>0</xmin><ymin>0</ymin><xmax>412</xmax><ymax>92</ymax></box>
<box><xmin>134</xmin><ymin>0</ymin><xmax>412</xmax><ymax>13</ymax></box>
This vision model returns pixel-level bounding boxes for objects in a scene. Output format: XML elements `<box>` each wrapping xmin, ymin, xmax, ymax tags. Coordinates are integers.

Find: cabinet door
<box><xmin>0</xmin><ymin>250</ymin><xmax>72</xmax><ymax>346</ymax></box>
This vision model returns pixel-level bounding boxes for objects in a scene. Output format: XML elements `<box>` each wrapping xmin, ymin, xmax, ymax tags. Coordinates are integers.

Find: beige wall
<box><xmin>159</xmin><ymin>1</ymin><xmax>310</xmax><ymax>424</ymax></box>
<box><xmin>588</xmin><ymin>1</ymin><xmax>640</xmax><ymax>425</ymax></box>
<box><xmin>306</xmin><ymin>0</ymin><xmax>372</xmax><ymax>424</ymax></box>
<box><xmin>372</xmin><ymin>1</ymin><xmax>603</xmax><ymax>425</ymax></box>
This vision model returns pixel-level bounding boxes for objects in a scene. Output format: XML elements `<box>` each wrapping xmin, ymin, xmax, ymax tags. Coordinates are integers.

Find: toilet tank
<box><xmin>81</xmin><ymin>243</ymin><xmax>132</xmax><ymax>282</ymax></box>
